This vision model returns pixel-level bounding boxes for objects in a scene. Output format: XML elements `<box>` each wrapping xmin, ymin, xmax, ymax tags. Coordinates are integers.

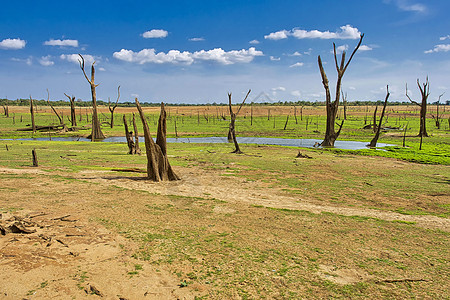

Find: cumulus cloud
<box><xmin>265</xmin><ymin>25</ymin><xmax>361</xmax><ymax>41</ymax></box>
<box><xmin>189</xmin><ymin>37</ymin><xmax>205</xmax><ymax>42</ymax></box>
<box><xmin>142</xmin><ymin>29</ymin><xmax>168</xmax><ymax>39</ymax></box>
<box><xmin>289</xmin><ymin>62</ymin><xmax>304</xmax><ymax>68</ymax></box>
<box><xmin>0</xmin><ymin>38</ymin><xmax>26</xmax><ymax>50</ymax></box>
<box><xmin>290</xmin><ymin>51</ymin><xmax>302</xmax><ymax>56</ymax></box>
<box><xmin>271</xmin><ymin>86</ymin><xmax>286</xmax><ymax>92</ymax></box>
<box><xmin>12</xmin><ymin>57</ymin><xmax>32</xmax><ymax>65</ymax></box>
<box><xmin>384</xmin><ymin>0</ymin><xmax>427</xmax><ymax>13</ymax></box>
<box><xmin>60</xmin><ymin>54</ymin><xmax>97</xmax><ymax>65</ymax></box>
<box><xmin>39</xmin><ymin>55</ymin><xmax>54</xmax><ymax>66</ymax></box>
<box><xmin>113</xmin><ymin>47</ymin><xmax>263</xmax><ymax>65</ymax></box>
<box><xmin>270</xmin><ymin>56</ymin><xmax>280</xmax><ymax>61</ymax></box>
<box><xmin>264</xmin><ymin>30</ymin><xmax>289</xmax><ymax>40</ymax></box>
<box><xmin>424</xmin><ymin>44</ymin><xmax>450</xmax><ymax>53</ymax></box>
<box><xmin>249</xmin><ymin>39</ymin><xmax>260</xmax><ymax>44</ymax></box>
<box><xmin>334</xmin><ymin>44</ymin><xmax>349</xmax><ymax>54</ymax></box>
<box><xmin>291</xmin><ymin>90</ymin><xmax>301</xmax><ymax>97</ymax></box>
<box><xmin>440</xmin><ymin>35</ymin><xmax>450</xmax><ymax>41</ymax></box>
<box><xmin>44</xmin><ymin>39</ymin><xmax>79</xmax><ymax>47</ymax></box>
<box><xmin>359</xmin><ymin>45</ymin><xmax>373</xmax><ymax>51</ymax></box>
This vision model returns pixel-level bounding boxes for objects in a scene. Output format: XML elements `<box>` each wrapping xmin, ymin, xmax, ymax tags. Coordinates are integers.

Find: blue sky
<box><xmin>0</xmin><ymin>0</ymin><xmax>449</xmax><ymax>103</ymax></box>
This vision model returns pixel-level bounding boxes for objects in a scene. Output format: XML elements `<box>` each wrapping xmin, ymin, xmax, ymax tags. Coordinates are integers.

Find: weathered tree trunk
<box><xmin>369</xmin><ymin>86</ymin><xmax>390</xmax><ymax>148</ymax></box>
<box><xmin>406</xmin><ymin>78</ymin><xmax>430</xmax><ymax>137</ymax></box>
<box><xmin>46</xmin><ymin>89</ymin><xmax>68</xmax><ymax>132</ymax></box>
<box><xmin>318</xmin><ymin>34</ymin><xmax>364</xmax><ymax>147</ymax></box>
<box><xmin>29</xmin><ymin>95</ymin><xmax>36</xmax><ymax>133</ymax></box>
<box><xmin>228</xmin><ymin>90</ymin><xmax>251</xmax><ymax>154</ymax></box>
<box><xmin>132</xmin><ymin>113</ymin><xmax>141</xmax><ymax>154</ymax></box>
<box><xmin>431</xmin><ymin>93</ymin><xmax>444</xmax><ymax>129</ymax></box>
<box><xmin>135</xmin><ymin>99</ymin><xmax>179</xmax><ymax>181</ymax></box>
<box><xmin>123</xmin><ymin>114</ymin><xmax>136</xmax><ymax>154</ymax></box>
<box><xmin>3</xmin><ymin>105</ymin><xmax>9</xmax><ymax>117</ymax></box>
<box><xmin>108</xmin><ymin>86</ymin><xmax>120</xmax><ymax>128</ymax></box>
<box><xmin>372</xmin><ymin>105</ymin><xmax>378</xmax><ymax>133</ymax></box>
<box><xmin>64</xmin><ymin>93</ymin><xmax>77</xmax><ymax>127</ymax></box>
<box><xmin>78</xmin><ymin>54</ymin><xmax>105</xmax><ymax>140</ymax></box>
<box><xmin>32</xmin><ymin>149</ymin><xmax>38</xmax><ymax>167</ymax></box>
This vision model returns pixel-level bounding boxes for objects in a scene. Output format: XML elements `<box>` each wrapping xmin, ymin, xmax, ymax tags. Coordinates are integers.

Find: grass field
<box><xmin>0</xmin><ymin>104</ymin><xmax>449</xmax><ymax>299</ymax></box>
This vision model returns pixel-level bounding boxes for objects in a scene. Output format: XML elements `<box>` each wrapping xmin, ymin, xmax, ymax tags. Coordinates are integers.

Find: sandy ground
<box><xmin>0</xmin><ymin>162</ymin><xmax>448</xmax><ymax>299</ymax></box>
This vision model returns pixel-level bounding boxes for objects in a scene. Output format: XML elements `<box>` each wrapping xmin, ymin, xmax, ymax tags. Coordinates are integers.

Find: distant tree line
<box><xmin>1</xmin><ymin>98</ymin><xmax>439</xmax><ymax>107</ymax></box>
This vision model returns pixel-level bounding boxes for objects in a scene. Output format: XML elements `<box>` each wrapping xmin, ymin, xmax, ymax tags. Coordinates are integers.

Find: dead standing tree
<box><xmin>318</xmin><ymin>34</ymin><xmax>364</xmax><ymax>147</ymax></box>
<box><xmin>135</xmin><ymin>99</ymin><xmax>179</xmax><ymax>181</ymax></box>
<box><xmin>46</xmin><ymin>89</ymin><xmax>67</xmax><ymax>131</ymax></box>
<box><xmin>368</xmin><ymin>86</ymin><xmax>390</xmax><ymax>148</ymax></box>
<box><xmin>78</xmin><ymin>54</ymin><xmax>105</xmax><ymax>140</ymax></box>
<box><xmin>108</xmin><ymin>86</ymin><xmax>120</xmax><ymax>128</ymax></box>
<box><xmin>64</xmin><ymin>93</ymin><xmax>77</xmax><ymax>127</ymax></box>
<box><xmin>123</xmin><ymin>114</ymin><xmax>136</xmax><ymax>154</ymax></box>
<box><xmin>406</xmin><ymin>78</ymin><xmax>430</xmax><ymax>137</ymax></box>
<box><xmin>228</xmin><ymin>89</ymin><xmax>251</xmax><ymax>154</ymax></box>
<box><xmin>29</xmin><ymin>95</ymin><xmax>36</xmax><ymax>133</ymax></box>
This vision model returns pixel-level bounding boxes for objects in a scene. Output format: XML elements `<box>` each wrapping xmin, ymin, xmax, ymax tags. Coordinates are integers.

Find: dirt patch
<box><xmin>0</xmin><ymin>209</ymin><xmax>199</xmax><ymax>299</ymax></box>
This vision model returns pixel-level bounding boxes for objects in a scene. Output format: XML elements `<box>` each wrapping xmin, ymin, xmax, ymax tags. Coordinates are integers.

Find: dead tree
<box><xmin>47</xmin><ymin>89</ymin><xmax>67</xmax><ymax>131</ymax></box>
<box><xmin>368</xmin><ymin>86</ymin><xmax>390</xmax><ymax>148</ymax></box>
<box><xmin>135</xmin><ymin>99</ymin><xmax>179</xmax><ymax>181</ymax></box>
<box><xmin>3</xmin><ymin>105</ymin><xmax>9</xmax><ymax>117</ymax></box>
<box><xmin>431</xmin><ymin>93</ymin><xmax>444</xmax><ymax>129</ymax></box>
<box><xmin>108</xmin><ymin>86</ymin><xmax>120</xmax><ymax>128</ymax></box>
<box><xmin>228</xmin><ymin>90</ymin><xmax>251</xmax><ymax>154</ymax></box>
<box><xmin>405</xmin><ymin>78</ymin><xmax>430</xmax><ymax>137</ymax></box>
<box><xmin>123</xmin><ymin>114</ymin><xmax>136</xmax><ymax>154</ymax></box>
<box><xmin>78</xmin><ymin>54</ymin><xmax>105</xmax><ymax>140</ymax></box>
<box><xmin>64</xmin><ymin>93</ymin><xmax>77</xmax><ymax>127</ymax></box>
<box><xmin>318</xmin><ymin>34</ymin><xmax>364</xmax><ymax>147</ymax></box>
<box><xmin>342</xmin><ymin>91</ymin><xmax>348</xmax><ymax>120</ymax></box>
<box><xmin>372</xmin><ymin>105</ymin><xmax>378</xmax><ymax>133</ymax></box>
<box><xmin>29</xmin><ymin>95</ymin><xmax>36</xmax><ymax>133</ymax></box>
<box><xmin>132</xmin><ymin>113</ymin><xmax>141</xmax><ymax>154</ymax></box>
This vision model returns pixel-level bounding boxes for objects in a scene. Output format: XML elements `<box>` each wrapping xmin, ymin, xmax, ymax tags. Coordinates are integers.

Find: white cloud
<box><xmin>271</xmin><ymin>86</ymin><xmax>286</xmax><ymax>92</ymax></box>
<box><xmin>12</xmin><ymin>57</ymin><xmax>32</xmax><ymax>65</ymax></box>
<box><xmin>249</xmin><ymin>39</ymin><xmax>260</xmax><ymax>44</ymax></box>
<box><xmin>291</xmin><ymin>51</ymin><xmax>302</xmax><ymax>56</ymax></box>
<box><xmin>386</xmin><ymin>0</ymin><xmax>427</xmax><ymax>13</ymax></box>
<box><xmin>289</xmin><ymin>62</ymin><xmax>304</xmax><ymax>68</ymax></box>
<box><xmin>304</xmin><ymin>48</ymin><xmax>313</xmax><ymax>55</ymax></box>
<box><xmin>44</xmin><ymin>39</ymin><xmax>78</xmax><ymax>47</ymax></box>
<box><xmin>348</xmin><ymin>86</ymin><xmax>356</xmax><ymax>90</ymax></box>
<box><xmin>264</xmin><ymin>30</ymin><xmax>289</xmax><ymax>40</ymax></box>
<box><xmin>359</xmin><ymin>45</ymin><xmax>373</xmax><ymax>51</ymax></box>
<box><xmin>265</xmin><ymin>25</ymin><xmax>361</xmax><ymax>41</ymax></box>
<box><xmin>291</xmin><ymin>90</ymin><xmax>301</xmax><ymax>97</ymax></box>
<box><xmin>39</xmin><ymin>55</ymin><xmax>54</xmax><ymax>66</ymax></box>
<box><xmin>189</xmin><ymin>37</ymin><xmax>205</xmax><ymax>42</ymax></box>
<box><xmin>142</xmin><ymin>29</ymin><xmax>168</xmax><ymax>39</ymax></box>
<box><xmin>98</xmin><ymin>67</ymin><xmax>106</xmax><ymax>71</ymax></box>
<box><xmin>439</xmin><ymin>35</ymin><xmax>450</xmax><ymax>41</ymax></box>
<box><xmin>0</xmin><ymin>38</ymin><xmax>26</xmax><ymax>50</ymax></box>
<box><xmin>270</xmin><ymin>56</ymin><xmax>280</xmax><ymax>61</ymax></box>
<box><xmin>113</xmin><ymin>47</ymin><xmax>263</xmax><ymax>65</ymax></box>
<box><xmin>335</xmin><ymin>44</ymin><xmax>349</xmax><ymax>54</ymax></box>
<box><xmin>424</xmin><ymin>44</ymin><xmax>450</xmax><ymax>53</ymax></box>
<box><xmin>60</xmin><ymin>54</ymin><xmax>97</xmax><ymax>65</ymax></box>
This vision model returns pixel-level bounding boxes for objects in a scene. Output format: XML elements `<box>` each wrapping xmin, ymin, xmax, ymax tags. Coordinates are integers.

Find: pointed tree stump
<box><xmin>135</xmin><ymin>99</ymin><xmax>179</xmax><ymax>181</ymax></box>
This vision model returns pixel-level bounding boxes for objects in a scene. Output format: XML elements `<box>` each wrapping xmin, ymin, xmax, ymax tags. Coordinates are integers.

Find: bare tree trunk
<box><xmin>135</xmin><ymin>99</ymin><xmax>179</xmax><ymax>181</ymax></box>
<box><xmin>32</xmin><ymin>149</ymin><xmax>38</xmax><ymax>167</ymax></box>
<box><xmin>123</xmin><ymin>114</ymin><xmax>136</xmax><ymax>154</ymax></box>
<box><xmin>228</xmin><ymin>90</ymin><xmax>251</xmax><ymax>154</ymax></box>
<box><xmin>46</xmin><ymin>89</ymin><xmax>68</xmax><ymax>131</ymax></box>
<box><xmin>30</xmin><ymin>95</ymin><xmax>36</xmax><ymax>133</ymax></box>
<box><xmin>369</xmin><ymin>86</ymin><xmax>390</xmax><ymax>148</ymax></box>
<box><xmin>108</xmin><ymin>86</ymin><xmax>120</xmax><ymax>128</ymax></box>
<box><xmin>406</xmin><ymin>78</ymin><xmax>430</xmax><ymax>137</ymax></box>
<box><xmin>78</xmin><ymin>54</ymin><xmax>105</xmax><ymax>140</ymax></box>
<box><xmin>372</xmin><ymin>105</ymin><xmax>378</xmax><ymax>133</ymax></box>
<box><xmin>64</xmin><ymin>93</ymin><xmax>77</xmax><ymax>127</ymax></box>
<box><xmin>132</xmin><ymin>113</ymin><xmax>141</xmax><ymax>154</ymax></box>
<box><xmin>318</xmin><ymin>34</ymin><xmax>364</xmax><ymax>147</ymax></box>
